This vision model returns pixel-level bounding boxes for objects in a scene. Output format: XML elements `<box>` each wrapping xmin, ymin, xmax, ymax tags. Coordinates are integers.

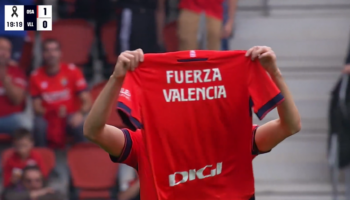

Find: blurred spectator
<box><xmin>221</xmin><ymin>0</ymin><xmax>234</xmax><ymax>50</ymax></box>
<box><xmin>29</xmin><ymin>39</ymin><xmax>92</xmax><ymax>148</ymax></box>
<box><xmin>118</xmin><ymin>164</ymin><xmax>140</xmax><ymax>200</ymax></box>
<box><xmin>2</xmin><ymin>166</ymin><xmax>64</xmax><ymax>200</ymax></box>
<box><xmin>0</xmin><ymin>0</ymin><xmax>34</xmax><ymax>62</ymax></box>
<box><xmin>0</xmin><ymin>37</ymin><xmax>29</xmax><ymax>134</ymax></box>
<box><xmin>3</xmin><ymin>129</ymin><xmax>48</xmax><ymax>188</ymax></box>
<box><xmin>115</xmin><ymin>0</ymin><xmax>165</xmax><ymax>55</ymax></box>
<box><xmin>178</xmin><ymin>0</ymin><xmax>237</xmax><ymax>50</ymax></box>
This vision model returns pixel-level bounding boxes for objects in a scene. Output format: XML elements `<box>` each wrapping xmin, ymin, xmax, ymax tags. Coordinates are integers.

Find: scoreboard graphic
<box><xmin>4</xmin><ymin>5</ymin><xmax>52</xmax><ymax>31</ymax></box>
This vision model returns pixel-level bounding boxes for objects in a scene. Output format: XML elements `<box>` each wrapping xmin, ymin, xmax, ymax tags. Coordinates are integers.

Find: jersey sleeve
<box><xmin>248</xmin><ymin>61</ymin><xmax>284</xmax><ymax>120</ymax></box>
<box><xmin>72</xmin><ymin>67</ymin><xmax>88</xmax><ymax>93</ymax></box>
<box><xmin>116</xmin><ymin>72</ymin><xmax>142</xmax><ymax>131</ymax></box>
<box><xmin>29</xmin><ymin>75</ymin><xmax>40</xmax><ymax>98</ymax></box>
<box><xmin>109</xmin><ymin>129</ymin><xmax>141</xmax><ymax>169</ymax></box>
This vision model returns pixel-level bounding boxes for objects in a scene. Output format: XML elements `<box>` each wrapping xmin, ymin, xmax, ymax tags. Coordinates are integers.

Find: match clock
<box><xmin>4</xmin><ymin>5</ymin><xmax>52</xmax><ymax>31</ymax></box>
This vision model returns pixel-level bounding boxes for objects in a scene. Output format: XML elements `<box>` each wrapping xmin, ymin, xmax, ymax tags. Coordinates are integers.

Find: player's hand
<box><xmin>69</xmin><ymin>112</ymin><xmax>84</xmax><ymax>128</ymax></box>
<box><xmin>222</xmin><ymin>21</ymin><xmax>234</xmax><ymax>39</ymax></box>
<box><xmin>113</xmin><ymin>49</ymin><xmax>144</xmax><ymax>79</ymax></box>
<box><xmin>343</xmin><ymin>64</ymin><xmax>350</xmax><ymax>74</ymax></box>
<box><xmin>245</xmin><ymin>46</ymin><xmax>278</xmax><ymax>75</ymax></box>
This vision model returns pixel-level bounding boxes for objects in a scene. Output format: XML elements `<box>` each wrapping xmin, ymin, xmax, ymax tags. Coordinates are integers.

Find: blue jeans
<box><xmin>0</xmin><ymin>113</ymin><xmax>31</xmax><ymax>134</ymax></box>
<box><xmin>33</xmin><ymin>114</ymin><xmax>86</xmax><ymax>147</ymax></box>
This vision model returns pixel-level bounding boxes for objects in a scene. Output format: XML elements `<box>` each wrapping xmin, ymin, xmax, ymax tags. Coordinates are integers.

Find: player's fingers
<box><xmin>124</xmin><ymin>53</ymin><xmax>136</xmax><ymax>70</ymax></box>
<box><xmin>251</xmin><ymin>46</ymin><xmax>260</xmax><ymax>60</ymax></box>
<box><xmin>259</xmin><ymin>51</ymin><xmax>275</xmax><ymax>61</ymax></box>
<box><xmin>118</xmin><ymin>56</ymin><xmax>131</xmax><ymax>70</ymax></box>
<box><xmin>137</xmin><ymin>49</ymin><xmax>144</xmax><ymax>62</ymax></box>
<box><xmin>256</xmin><ymin>46</ymin><xmax>272</xmax><ymax>56</ymax></box>
<box><xmin>245</xmin><ymin>47</ymin><xmax>255</xmax><ymax>57</ymax></box>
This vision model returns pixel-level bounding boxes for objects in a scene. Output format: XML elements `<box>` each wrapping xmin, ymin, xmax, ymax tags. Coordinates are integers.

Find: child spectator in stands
<box><xmin>3</xmin><ymin>129</ymin><xmax>48</xmax><ymax>188</ymax></box>
<box><xmin>0</xmin><ymin>37</ymin><xmax>30</xmax><ymax>135</ymax></box>
<box><xmin>29</xmin><ymin>39</ymin><xmax>92</xmax><ymax>148</ymax></box>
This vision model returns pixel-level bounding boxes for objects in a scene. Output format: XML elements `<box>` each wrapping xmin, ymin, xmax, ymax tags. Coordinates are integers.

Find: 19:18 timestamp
<box><xmin>6</xmin><ymin>22</ymin><xmax>23</xmax><ymax>27</ymax></box>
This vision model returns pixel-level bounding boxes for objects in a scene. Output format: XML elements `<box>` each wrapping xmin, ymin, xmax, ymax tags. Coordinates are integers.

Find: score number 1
<box><xmin>37</xmin><ymin>5</ymin><xmax>52</xmax><ymax>31</ymax></box>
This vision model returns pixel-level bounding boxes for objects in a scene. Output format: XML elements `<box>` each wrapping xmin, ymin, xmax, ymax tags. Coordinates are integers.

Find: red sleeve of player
<box><xmin>72</xmin><ymin>68</ymin><xmax>88</xmax><ymax>93</ymax></box>
<box><xmin>116</xmin><ymin>72</ymin><xmax>142</xmax><ymax>131</ymax></box>
<box><xmin>109</xmin><ymin>129</ymin><xmax>141</xmax><ymax>169</ymax></box>
<box><xmin>248</xmin><ymin>61</ymin><xmax>284</xmax><ymax>120</ymax></box>
<box><xmin>29</xmin><ymin>75</ymin><xmax>41</xmax><ymax>98</ymax></box>
<box><xmin>12</xmin><ymin>69</ymin><xmax>27</xmax><ymax>89</ymax></box>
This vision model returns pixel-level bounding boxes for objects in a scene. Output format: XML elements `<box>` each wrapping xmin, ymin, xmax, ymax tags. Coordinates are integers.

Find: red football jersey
<box><xmin>116</xmin><ymin>50</ymin><xmax>283</xmax><ymax>200</ymax></box>
<box><xmin>0</xmin><ymin>66</ymin><xmax>26</xmax><ymax>117</ymax></box>
<box><xmin>29</xmin><ymin>63</ymin><xmax>87</xmax><ymax>114</ymax></box>
<box><xmin>111</xmin><ymin>126</ymin><xmax>263</xmax><ymax>200</ymax></box>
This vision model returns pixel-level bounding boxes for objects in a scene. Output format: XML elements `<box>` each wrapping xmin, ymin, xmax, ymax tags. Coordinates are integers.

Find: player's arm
<box><xmin>83</xmin><ymin>49</ymin><xmax>144</xmax><ymax>157</ymax></box>
<box><xmin>246</xmin><ymin>46</ymin><xmax>301</xmax><ymax>152</ymax></box>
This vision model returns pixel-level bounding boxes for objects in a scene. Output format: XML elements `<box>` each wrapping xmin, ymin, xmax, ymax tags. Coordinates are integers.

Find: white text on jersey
<box><xmin>166</xmin><ymin>68</ymin><xmax>222</xmax><ymax>84</ymax></box>
<box><xmin>164</xmin><ymin>68</ymin><xmax>227</xmax><ymax>102</ymax></box>
<box><xmin>169</xmin><ymin>162</ymin><xmax>223</xmax><ymax>187</ymax></box>
<box><xmin>163</xmin><ymin>86</ymin><xmax>227</xmax><ymax>102</ymax></box>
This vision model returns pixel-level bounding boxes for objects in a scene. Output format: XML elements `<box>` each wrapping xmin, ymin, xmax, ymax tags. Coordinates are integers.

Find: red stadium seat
<box><xmin>35</xmin><ymin>148</ymin><xmax>56</xmax><ymax>173</ymax></box>
<box><xmin>67</xmin><ymin>143</ymin><xmax>119</xmax><ymax>199</ymax></box>
<box><xmin>163</xmin><ymin>21</ymin><xmax>179</xmax><ymax>52</ymax></box>
<box><xmin>40</xmin><ymin>19</ymin><xmax>94</xmax><ymax>65</ymax></box>
<box><xmin>1</xmin><ymin>148</ymin><xmax>55</xmax><ymax>173</ymax></box>
<box><xmin>101</xmin><ymin>20</ymin><xmax>118</xmax><ymax>65</ymax></box>
<box><xmin>90</xmin><ymin>81</ymin><xmax>124</xmax><ymax>127</ymax></box>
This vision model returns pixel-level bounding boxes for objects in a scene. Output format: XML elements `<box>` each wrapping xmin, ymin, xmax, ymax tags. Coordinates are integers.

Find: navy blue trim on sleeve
<box><xmin>109</xmin><ymin>129</ymin><xmax>133</xmax><ymax>163</ymax></box>
<box><xmin>256</xmin><ymin>93</ymin><xmax>284</xmax><ymax>120</ymax></box>
<box><xmin>117</xmin><ymin>102</ymin><xmax>143</xmax><ymax>131</ymax></box>
<box><xmin>252</xmin><ymin>126</ymin><xmax>271</xmax><ymax>155</ymax></box>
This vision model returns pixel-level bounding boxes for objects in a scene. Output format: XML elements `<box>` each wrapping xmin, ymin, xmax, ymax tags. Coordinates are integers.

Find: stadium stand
<box><xmin>163</xmin><ymin>21</ymin><xmax>178</xmax><ymax>52</ymax></box>
<box><xmin>67</xmin><ymin>143</ymin><xmax>119</xmax><ymax>199</ymax></box>
<box><xmin>19</xmin><ymin>31</ymin><xmax>36</xmax><ymax>73</ymax></box>
<box><xmin>40</xmin><ymin>19</ymin><xmax>94</xmax><ymax>66</ymax></box>
<box><xmin>100</xmin><ymin>20</ymin><xmax>118</xmax><ymax>66</ymax></box>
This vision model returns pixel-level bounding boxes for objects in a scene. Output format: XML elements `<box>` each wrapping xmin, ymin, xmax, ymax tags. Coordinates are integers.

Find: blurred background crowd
<box><xmin>0</xmin><ymin>0</ymin><xmax>350</xmax><ymax>199</ymax></box>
